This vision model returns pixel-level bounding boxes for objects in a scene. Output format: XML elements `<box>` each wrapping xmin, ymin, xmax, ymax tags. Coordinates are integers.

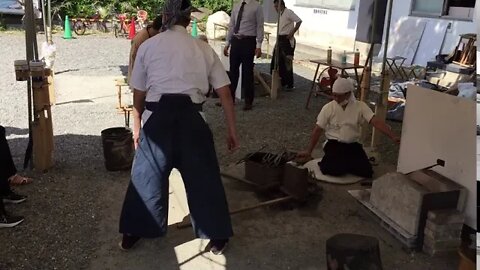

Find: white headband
<box><xmin>332</xmin><ymin>77</ymin><xmax>355</xmax><ymax>94</ymax></box>
<box><xmin>332</xmin><ymin>77</ymin><xmax>356</xmax><ymax>102</ymax></box>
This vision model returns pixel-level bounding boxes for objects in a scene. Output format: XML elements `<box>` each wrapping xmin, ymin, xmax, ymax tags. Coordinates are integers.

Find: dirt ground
<box><xmin>0</xmin><ymin>33</ymin><xmax>459</xmax><ymax>270</ymax></box>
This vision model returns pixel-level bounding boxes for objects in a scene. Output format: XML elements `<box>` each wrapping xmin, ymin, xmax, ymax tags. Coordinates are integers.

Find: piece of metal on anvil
<box><xmin>280</xmin><ymin>163</ymin><xmax>310</xmax><ymax>201</ymax></box>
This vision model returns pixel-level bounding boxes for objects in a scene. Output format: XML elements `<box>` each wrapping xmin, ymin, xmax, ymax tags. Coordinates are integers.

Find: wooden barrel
<box><xmin>326</xmin><ymin>233</ymin><xmax>383</xmax><ymax>270</ymax></box>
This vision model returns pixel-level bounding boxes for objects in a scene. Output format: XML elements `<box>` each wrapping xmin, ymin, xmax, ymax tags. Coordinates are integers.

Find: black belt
<box><xmin>145</xmin><ymin>94</ymin><xmax>204</xmax><ymax>112</ymax></box>
<box><xmin>233</xmin><ymin>35</ymin><xmax>256</xmax><ymax>40</ymax></box>
<box><xmin>327</xmin><ymin>139</ymin><xmax>360</xmax><ymax>145</ymax></box>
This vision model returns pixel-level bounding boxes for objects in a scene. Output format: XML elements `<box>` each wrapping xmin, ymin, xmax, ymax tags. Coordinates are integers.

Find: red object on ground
<box><xmin>128</xmin><ymin>17</ymin><xmax>136</xmax><ymax>39</ymax></box>
<box><xmin>319</xmin><ymin>68</ymin><xmax>339</xmax><ymax>89</ymax></box>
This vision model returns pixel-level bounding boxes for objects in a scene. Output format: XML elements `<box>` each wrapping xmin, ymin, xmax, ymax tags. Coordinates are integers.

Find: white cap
<box><xmin>332</xmin><ymin>77</ymin><xmax>355</xmax><ymax>94</ymax></box>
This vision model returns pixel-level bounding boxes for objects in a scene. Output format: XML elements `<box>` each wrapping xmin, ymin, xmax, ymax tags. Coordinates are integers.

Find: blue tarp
<box><xmin>0</xmin><ymin>0</ymin><xmax>24</xmax><ymax>15</ymax></box>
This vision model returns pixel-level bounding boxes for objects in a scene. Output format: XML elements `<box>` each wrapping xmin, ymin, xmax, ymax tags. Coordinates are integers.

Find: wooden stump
<box><xmin>326</xmin><ymin>233</ymin><xmax>383</xmax><ymax>270</ymax></box>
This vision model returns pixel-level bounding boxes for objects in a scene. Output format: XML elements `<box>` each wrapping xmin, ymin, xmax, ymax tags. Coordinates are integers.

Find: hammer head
<box><xmin>436</xmin><ymin>159</ymin><xmax>445</xmax><ymax>167</ymax></box>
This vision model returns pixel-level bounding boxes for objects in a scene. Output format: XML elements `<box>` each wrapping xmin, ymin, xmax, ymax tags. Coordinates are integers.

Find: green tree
<box><xmin>191</xmin><ymin>0</ymin><xmax>233</xmax><ymax>13</ymax></box>
<box><xmin>51</xmin><ymin>0</ymin><xmax>233</xmax><ymax>18</ymax></box>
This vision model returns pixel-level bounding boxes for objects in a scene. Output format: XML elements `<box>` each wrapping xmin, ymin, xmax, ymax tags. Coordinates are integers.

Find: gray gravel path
<box><xmin>0</xmin><ymin>32</ymin><xmax>447</xmax><ymax>270</ymax></box>
<box><xmin>0</xmin><ymin>32</ymin><xmax>129</xmax><ymax>270</ymax></box>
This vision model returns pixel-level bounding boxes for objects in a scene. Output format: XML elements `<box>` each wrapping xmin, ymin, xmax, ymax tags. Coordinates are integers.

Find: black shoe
<box><xmin>119</xmin><ymin>234</ymin><xmax>141</xmax><ymax>251</ymax></box>
<box><xmin>0</xmin><ymin>213</ymin><xmax>24</xmax><ymax>228</ymax></box>
<box><xmin>284</xmin><ymin>86</ymin><xmax>295</xmax><ymax>92</ymax></box>
<box><xmin>243</xmin><ymin>104</ymin><xmax>252</xmax><ymax>111</ymax></box>
<box><xmin>206</xmin><ymin>239</ymin><xmax>229</xmax><ymax>255</ymax></box>
<box><xmin>2</xmin><ymin>192</ymin><xmax>26</xmax><ymax>204</ymax></box>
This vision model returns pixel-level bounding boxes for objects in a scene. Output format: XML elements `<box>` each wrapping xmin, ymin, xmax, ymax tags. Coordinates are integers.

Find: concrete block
<box><xmin>424</xmin><ymin>227</ymin><xmax>462</xmax><ymax>241</ymax></box>
<box><xmin>427</xmin><ymin>209</ymin><xmax>465</xmax><ymax>225</ymax></box>
<box><xmin>426</xmin><ymin>220</ymin><xmax>463</xmax><ymax>233</ymax></box>
<box><xmin>423</xmin><ymin>236</ymin><xmax>461</xmax><ymax>250</ymax></box>
<box><xmin>407</xmin><ymin>170</ymin><xmax>465</xmax><ymax>194</ymax></box>
<box><xmin>370</xmin><ymin>172</ymin><xmax>428</xmax><ymax>236</ymax></box>
<box><xmin>422</xmin><ymin>243</ymin><xmax>457</xmax><ymax>257</ymax></box>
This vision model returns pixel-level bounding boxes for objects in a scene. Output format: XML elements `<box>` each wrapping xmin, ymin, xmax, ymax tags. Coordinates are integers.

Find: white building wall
<box><xmin>387</xmin><ymin>0</ymin><xmax>476</xmax><ymax>55</ymax></box>
<box><xmin>264</xmin><ymin>0</ymin><xmax>477</xmax><ymax>63</ymax></box>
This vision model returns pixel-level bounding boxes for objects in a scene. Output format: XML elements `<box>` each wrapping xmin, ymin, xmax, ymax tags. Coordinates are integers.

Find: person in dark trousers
<box><xmin>270</xmin><ymin>0</ymin><xmax>302</xmax><ymax>91</ymax></box>
<box><xmin>223</xmin><ymin>0</ymin><xmax>264</xmax><ymax>111</ymax></box>
<box><xmin>0</xmin><ymin>125</ymin><xmax>28</xmax><ymax>228</ymax></box>
<box><xmin>297</xmin><ymin>78</ymin><xmax>400</xmax><ymax>178</ymax></box>
<box><xmin>119</xmin><ymin>0</ymin><xmax>239</xmax><ymax>256</ymax></box>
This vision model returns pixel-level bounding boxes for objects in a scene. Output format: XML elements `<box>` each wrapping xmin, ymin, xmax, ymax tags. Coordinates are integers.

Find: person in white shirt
<box><xmin>270</xmin><ymin>0</ymin><xmax>302</xmax><ymax>91</ymax></box>
<box><xmin>298</xmin><ymin>78</ymin><xmax>400</xmax><ymax>178</ymax></box>
<box><xmin>224</xmin><ymin>0</ymin><xmax>264</xmax><ymax>111</ymax></box>
<box><xmin>118</xmin><ymin>0</ymin><xmax>239</xmax><ymax>256</ymax></box>
<box><xmin>127</xmin><ymin>16</ymin><xmax>163</xmax><ymax>84</ymax></box>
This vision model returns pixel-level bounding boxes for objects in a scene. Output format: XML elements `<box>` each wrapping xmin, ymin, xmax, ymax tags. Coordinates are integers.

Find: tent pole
<box><xmin>47</xmin><ymin>0</ymin><xmax>52</xmax><ymax>43</ymax></box>
<box><xmin>371</xmin><ymin>0</ymin><xmax>393</xmax><ymax>148</ymax></box>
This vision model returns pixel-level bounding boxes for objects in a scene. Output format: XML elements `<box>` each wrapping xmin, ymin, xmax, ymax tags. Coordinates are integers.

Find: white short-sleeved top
<box><xmin>130</xmin><ymin>25</ymin><xmax>230</xmax><ymax>122</ymax></box>
<box><xmin>278</xmin><ymin>8</ymin><xmax>301</xmax><ymax>36</ymax></box>
<box><xmin>316</xmin><ymin>100</ymin><xmax>375</xmax><ymax>143</ymax></box>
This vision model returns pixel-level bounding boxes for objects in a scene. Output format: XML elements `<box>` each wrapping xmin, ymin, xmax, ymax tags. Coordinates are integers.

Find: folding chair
<box><xmin>386</xmin><ymin>56</ymin><xmax>408</xmax><ymax>80</ymax></box>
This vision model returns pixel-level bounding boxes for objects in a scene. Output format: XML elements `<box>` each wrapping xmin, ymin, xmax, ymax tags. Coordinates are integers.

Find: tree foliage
<box><xmin>51</xmin><ymin>0</ymin><xmax>233</xmax><ymax>18</ymax></box>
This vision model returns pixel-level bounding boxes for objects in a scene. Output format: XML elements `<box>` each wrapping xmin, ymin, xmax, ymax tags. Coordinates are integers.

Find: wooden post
<box><xmin>46</xmin><ymin>68</ymin><xmax>55</xmax><ymax>105</ymax></box>
<box><xmin>23</xmin><ymin>0</ymin><xmax>37</xmax><ymax>169</ymax></box>
<box><xmin>371</xmin><ymin>0</ymin><xmax>393</xmax><ymax>149</ymax></box>
<box><xmin>271</xmin><ymin>69</ymin><xmax>280</xmax><ymax>99</ymax></box>
<box><xmin>360</xmin><ymin>66</ymin><xmax>371</xmax><ymax>143</ymax></box>
<box><xmin>370</xmin><ymin>71</ymin><xmax>390</xmax><ymax>148</ymax></box>
<box><xmin>47</xmin><ymin>0</ymin><xmax>52</xmax><ymax>44</ymax></box>
<box><xmin>360</xmin><ymin>66</ymin><xmax>371</xmax><ymax>102</ymax></box>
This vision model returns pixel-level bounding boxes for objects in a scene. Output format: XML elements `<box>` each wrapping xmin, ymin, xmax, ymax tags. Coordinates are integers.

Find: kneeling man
<box><xmin>298</xmin><ymin>78</ymin><xmax>400</xmax><ymax>178</ymax></box>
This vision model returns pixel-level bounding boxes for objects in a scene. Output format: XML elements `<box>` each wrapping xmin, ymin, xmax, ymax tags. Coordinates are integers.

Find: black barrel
<box><xmin>101</xmin><ymin>127</ymin><xmax>134</xmax><ymax>171</ymax></box>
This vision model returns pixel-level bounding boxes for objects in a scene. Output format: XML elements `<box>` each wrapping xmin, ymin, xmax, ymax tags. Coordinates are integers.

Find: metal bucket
<box><xmin>101</xmin><ymin>127</ymin><xmax>134</xmax><ymax>171</ymax></box>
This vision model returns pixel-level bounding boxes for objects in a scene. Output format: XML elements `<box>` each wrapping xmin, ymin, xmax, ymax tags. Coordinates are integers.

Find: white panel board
<box><xmin>413</xmin><ymin>21</ymin><xmax>448</xmax><ymax>66</ymax></box>
<box><xmin>397</xmin><ymin>85</ymin><xmax>476</xmax><ymax>229</ymax></box>
<box><xmin>379</xmin><ymin>18</ymin><xmax>427</xmax><ymax>65</ymax></box>
<box><xmin>477</xmin><ymin>95</ymin><xmax>480</xmax><ymax>182</ymax></box>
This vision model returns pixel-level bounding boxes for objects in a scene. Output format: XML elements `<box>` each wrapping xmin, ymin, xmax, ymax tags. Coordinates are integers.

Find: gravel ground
<box><xmin>0</xmin><ymin>32</ymin><xmax>130</xmax><ymax>270</ymax></box>
<box><xmin>0</xmin><ymin>32</ymin><xmax>436</xmax><ymax>270</ymax></box>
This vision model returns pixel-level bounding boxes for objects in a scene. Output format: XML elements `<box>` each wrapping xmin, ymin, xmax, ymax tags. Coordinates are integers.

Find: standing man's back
<box><xmin>119</xmin><ymin>0</ymin><xmax>239</xmax><ymax>255</ymax></box>
<box><xmin>133</xmin><ymin>26</ymin><xmax>222</xmax><ymax>107</ymax></box>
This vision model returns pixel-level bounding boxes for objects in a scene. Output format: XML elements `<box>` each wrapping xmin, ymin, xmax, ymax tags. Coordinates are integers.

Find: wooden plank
<box><xmin>47</xmin><ymin>74</ymin><xmax>56</xmax><ymax>105</ymax></box>
<box><xmin>270</xmin><ymin>70</ymin><xmax>280</xmax><ymax>100</ymax></box>
<box><xmin>45</xmin><ymin>106</ymin><xmax>54</xmax><ymax>155</ymax></box>
<box><xmin>452</xmin><ymin>61</ymin><xmax>475</xmax><ymax>68</ymax></box>
<box><xmin>253</xmin><ymin>69</ymin><xmax>271</xmax><ymax>95</ymax></box>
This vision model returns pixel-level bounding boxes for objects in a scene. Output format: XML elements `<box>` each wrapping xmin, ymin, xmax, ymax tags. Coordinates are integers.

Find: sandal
<box><xmin>8</xmin><ymin>174</ymin><xmax>33</xmax><ymax>186</ymax></box>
